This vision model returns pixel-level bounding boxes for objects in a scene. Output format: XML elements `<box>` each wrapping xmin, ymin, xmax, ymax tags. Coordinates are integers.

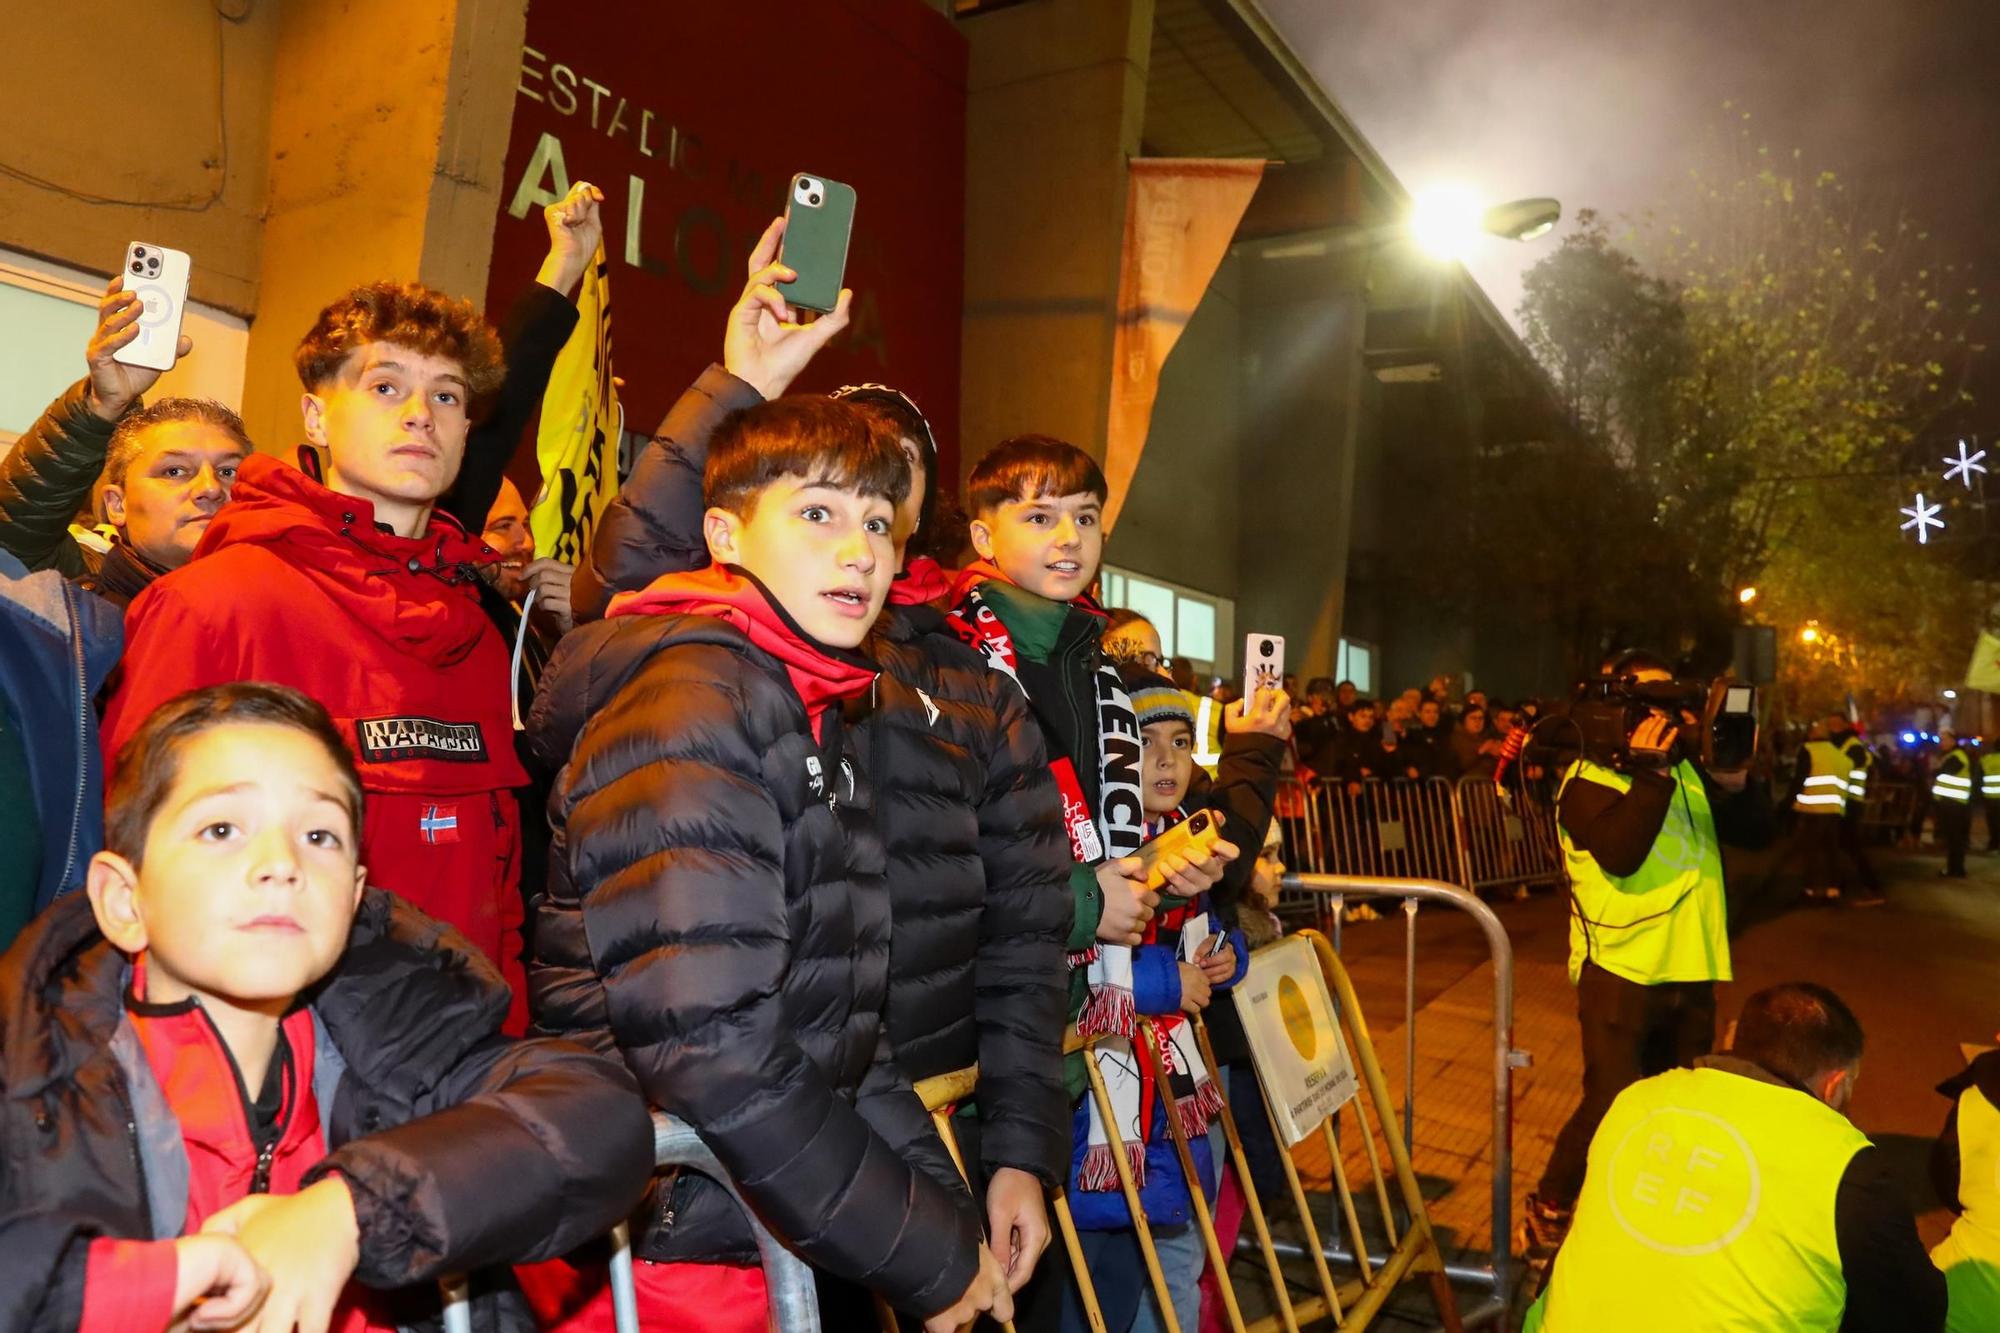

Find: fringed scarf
<box><xmin>1074</xmin><ymin>808</ymin><xmax>1226</xmax><ymax>1193</ymax></box>
<box><xmin>945</xmin><ymin>566</ymin><xmax>1176</xmax><ymax>1188</ymax></box>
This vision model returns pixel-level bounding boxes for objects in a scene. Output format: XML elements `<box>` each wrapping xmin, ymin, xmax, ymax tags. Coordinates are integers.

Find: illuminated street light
<box><xmin>1737</xmin><ymin>586</ymin><xmax>1759</xmax><ymax>605</ymax></box>
<box><xmin>1409</xmin><ymin>187</ymin><xmax>1563</xmax><ymax>260</ymax></box>
<box><xmin>1945</xmin><ymin>689</ymin><xmax>1960</xmax><ymax>700</ymax></box>
<box><xmin>1800</xmin><ymin>623</ymin><xmax>1820</xmax><ymax>644</ymax></box>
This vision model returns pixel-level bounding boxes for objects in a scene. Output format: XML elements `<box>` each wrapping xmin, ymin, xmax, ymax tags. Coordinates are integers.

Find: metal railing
<box><xmin>1278</xmin><ymin>873</ymin><xmax>1523</xmax><ymax>1330</ymax></box>
<box><xmin>441</xmin><ymin>1111</ymin><xmax>820</xmax><ymax>1333</ymax></box>
<box><xmin>1276</xmin><ymin>776</ymin><xmax>1562</xmax><ymax>910</ymax></box>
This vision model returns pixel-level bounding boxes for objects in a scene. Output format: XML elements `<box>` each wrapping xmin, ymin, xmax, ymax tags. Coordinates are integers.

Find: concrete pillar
<box><xmin>238</xmin><ymin>0</ymin><xmax>527</xmax><ymax>455</ymax></box>
<box><xmin>958</xmin><ymin>0</ymin><xmax>1154</xmax><ymax>481</ymax></box>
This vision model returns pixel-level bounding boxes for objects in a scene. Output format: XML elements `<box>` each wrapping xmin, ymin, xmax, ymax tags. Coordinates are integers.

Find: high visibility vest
<box><xmin>1191</xmin><ymin>693</ymin><xmax>1223</xmax><ymax>776</ymax></box>
<box><xmin>1843</xmin><ymin>738</ymin><xmax>1873</xmax><ymax>805</ymax></box>
<box><xmin>1792</xmin><ymin>740</ymin><xmax>1851</xmax><ymax>815</ymax></box>
<box><xmin>1935</xmin><ymin>750</ymin><xmax>1975</xmax><ymax>804</ymax></box>
<box><xmin>1935</xmin><ymin>1081</ymin><xmax>2000</xmax><ymax>1331</ymax></box>
<box><xmin>1528</xmin><ymin>1066</ymin><xmax>1868</xmax><ymax>1333</ymax></box>
<box><xmin>1980</xmin><ymin>751</ymin><xmax>2000</xmax><ymax>799</ymax></box>
<box><xmin>1559</xmin><ymin>759</ymin><xmax>1730</xmax><ymax>987</ymax></box>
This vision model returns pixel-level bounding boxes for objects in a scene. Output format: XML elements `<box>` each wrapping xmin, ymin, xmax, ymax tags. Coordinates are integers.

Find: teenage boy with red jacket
<box><xmin>102</xmin><ymin>282</ymin><xmax>533</xmax><ymax>1028</ymax></box>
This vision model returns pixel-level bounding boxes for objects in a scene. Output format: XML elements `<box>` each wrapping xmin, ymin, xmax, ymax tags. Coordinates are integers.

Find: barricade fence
<box><xmin>1276</xmin><ymin>776</ymin><xmax>1564</xmax><ymax>919</ymax></box>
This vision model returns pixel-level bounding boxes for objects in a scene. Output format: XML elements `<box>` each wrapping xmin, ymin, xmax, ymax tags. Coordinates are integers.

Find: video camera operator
<box><xmin>1521</xmin><ymin>650</ymin><xmax>1775</xmax><ymax>1266</ymax></box>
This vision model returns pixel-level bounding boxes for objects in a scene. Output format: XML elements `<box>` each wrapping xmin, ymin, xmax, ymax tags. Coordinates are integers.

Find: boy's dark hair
<box><xmin>965</xmin><ymin>434</ymin><xmax>1107</xmax><ymax>517</ymax></box>
<box><xmin>295</xmin><ymin>281</ymin><xmax>506</xmax><ymax>400</ymax></box>
<box><xmin>106</xmin><ymin>683</ymin><xmax>365</xmax><ymax>868</ymax></box>
<box><xmin>105</xmin><ymin>399</ymin><xmax>252</xmax><ymax>489</ymax></box>
<box><xmin>1306</xmin><ymin>677</ymin><xmax>1336</xmax><ymax>698</ymax></box>
<box><xmin>1730</xmin><ymin>982</ymin><xmax>1865</xmax><ymax>1087</ymax></box>
<box><xmin>705</xmin><ymin>395</ymin><xmax>911</xmax><ymax>519</ymax></box>
<box><xmin>1349</xmin><ymin>698</ymin><xmax>1378</xmax><ymax>715</ymax></box>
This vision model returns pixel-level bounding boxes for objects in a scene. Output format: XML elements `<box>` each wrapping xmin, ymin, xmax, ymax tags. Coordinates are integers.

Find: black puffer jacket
<box><xmin>869</xmin><ymin>603</ymin><xmax>1072</xmax><ymax>1182</ymax></box>
<box><xmin>572</xmin><ymin>364</ymin><xmax>1075</xmax><ymax>1184</ymax></box>
<box><xmin>0</xmin><ymin>888</ymin><xmax>653</xmax><ymax>1333</ymax></box>
<box><xmin>527</xmin><ymin>608</ymin><xmax>985</xmax><ymax>1316</ymax></box>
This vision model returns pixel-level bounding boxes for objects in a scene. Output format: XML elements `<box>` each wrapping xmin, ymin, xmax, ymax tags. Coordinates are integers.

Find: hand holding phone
<box><xmin>1130</xmin><ymin>810</ymin><xmax>1225</xmax><ymax>894</ymax></box>
<box><xmin>724</xmin><ymin>216</ymin><xmax>852</xmax><ymax>399</ymax></box>
<box><xmin>111</xmin><ymin>243</ymin><xmax>191</xmax><ymax>376</ymax></box>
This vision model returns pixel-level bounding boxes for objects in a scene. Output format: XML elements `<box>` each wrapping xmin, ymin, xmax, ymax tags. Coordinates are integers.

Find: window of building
<box><xmin>0</xmin><ymin>248</ymin><xmax>249</xmax><ymax>451</ymax></box>
<box><xmin>1100</xmin><ymin>565</ymin><xmax>1235</xmax><ymax>679</ymax></box>
<box><xmin>1337</xmin><ymin>637</ymin><xmax>1376</xmax><ymax>695</ymax></box>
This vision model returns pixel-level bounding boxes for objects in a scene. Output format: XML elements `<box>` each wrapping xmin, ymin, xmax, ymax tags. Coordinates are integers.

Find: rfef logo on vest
<box><xmin>1606</xmin><ymin>1106</ymin><xmax>1761</xmax><ymax>1256</ymax></box>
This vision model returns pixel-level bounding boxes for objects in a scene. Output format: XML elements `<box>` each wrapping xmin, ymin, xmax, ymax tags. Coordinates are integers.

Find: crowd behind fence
<box><xmin>1276</xmin><ymin>775</ymin><xmax>1565</xmax><ymax>917</ymax></box>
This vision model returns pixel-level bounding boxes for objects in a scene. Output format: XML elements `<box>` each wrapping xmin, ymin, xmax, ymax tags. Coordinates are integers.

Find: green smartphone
<box><xmin>778</xmin><ymin>173</ymin><xmax>857</xmax><ymax>314</ymax></box>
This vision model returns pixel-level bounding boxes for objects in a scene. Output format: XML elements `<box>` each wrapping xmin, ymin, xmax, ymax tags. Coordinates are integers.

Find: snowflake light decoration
<box><xmin>1944</xmin><ymin>439</ymin><xmax>1987</xmax><ymax>489</ymax></box>
<box><xmin>1901</xmin><ymin>492</ymin><xmax>1945</xmax><ymax>544</ymax></box>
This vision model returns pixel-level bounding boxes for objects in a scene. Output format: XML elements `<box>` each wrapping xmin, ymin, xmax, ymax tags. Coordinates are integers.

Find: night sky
<box><xmin>1263</xmin><ymin>0</ymin><xmax>2000</xmax><ymax>348</ymax></box>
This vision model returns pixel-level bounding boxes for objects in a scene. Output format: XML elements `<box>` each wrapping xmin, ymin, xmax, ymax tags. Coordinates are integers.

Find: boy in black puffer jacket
<box><xmin>0</xmin><ymin>682</ymin><xmax>651</xmax><ymax>1333</ymax></box>
<box><xmin>568</xmin><ymin>223</ymin><xmax>1074</xmax><ymax>1308</ymax></box>
<box><xmin>529</xmin><ymin>394</ymin><xmax>1007</xmax><ymax>1332</ymax></box>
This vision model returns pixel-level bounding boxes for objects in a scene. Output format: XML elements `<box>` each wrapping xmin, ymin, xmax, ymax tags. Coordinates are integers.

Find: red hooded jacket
<box><xmin>101</xmin><ymin>455</ymin><xmax>530</xmax><ymax>1027</ymax></box>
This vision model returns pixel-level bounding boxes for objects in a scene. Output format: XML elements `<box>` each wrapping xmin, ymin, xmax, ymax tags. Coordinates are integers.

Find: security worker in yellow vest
<box><xmin>1934</xmin><ymin>730</ymin><xmax>1975</xmax><ymax>878</ymax></box>
<box><xmin>1979</xmin><ymin>741</ymin><xmax>2000</xmax><ymax>853</ymax></box>
<box><xmin>1932</xmin><ymin>1048</ymin><xmax>2000</xmax><ymax>1330</ymax></box>
<box><xmin>1522</xmin><ymin>652</ymin><xmax>1774</xmax><ymax>1263</ymax></box>
<box><xmin>1832</xmin><ymin>716</ymin><xmax>1885</xmax><ymax>903</ymax></box>
<box><xmin>1527</xmin><ymin>983</ymin><xmax>1946</xmax><ymax>1332</ymax></box>
<box><xmin>1791</xmin><ymin>718</ymin><xmax>1854</xmax><ymax>902</ymax></box>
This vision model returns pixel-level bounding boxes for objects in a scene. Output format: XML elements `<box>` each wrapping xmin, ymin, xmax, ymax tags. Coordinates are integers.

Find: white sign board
<box><xmin>1233</xmin><ymin>935</ymin><xmax>1358</xmax><ymax>1146</ymax></box>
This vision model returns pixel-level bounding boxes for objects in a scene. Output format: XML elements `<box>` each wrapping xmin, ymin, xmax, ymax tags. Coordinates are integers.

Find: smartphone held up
<box><xmin>112</xmin><ymin>242</ymin><xmax>191</xmax><ymax>374</ymax></box>
<box><xmin>777</xmin><ymin>173</ymin><xmax>856</xmax><ymax>314</ymax></box>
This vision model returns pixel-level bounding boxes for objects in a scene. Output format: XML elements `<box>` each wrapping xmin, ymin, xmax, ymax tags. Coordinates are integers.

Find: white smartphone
<box><xmin>112</xmin><ymin>242</ymin><xmax>191</xmax><ymax>373</ymax></box>
<box><xmin>1244</xmin><ymin>632</ymin><xmax>1285</xmax><ymax>703</ymax></box>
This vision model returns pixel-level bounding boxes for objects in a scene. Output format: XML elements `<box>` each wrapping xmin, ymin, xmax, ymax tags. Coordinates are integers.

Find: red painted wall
<box><xmin>486</xmin><ymin>0</ymin><xmax>968</xmax><ymax>482</ymax></box>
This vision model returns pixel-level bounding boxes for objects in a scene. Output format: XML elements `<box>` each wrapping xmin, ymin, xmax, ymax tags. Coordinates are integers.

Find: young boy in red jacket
<box><xmin>0</xmin><ymin>682</ymin><xmax>650</xmax><ymax>1333</ymax></box>
<box><xmin>101</xmin><ymin>283</ymin><xmax>535</xmax><ymax>1029</ymax></box>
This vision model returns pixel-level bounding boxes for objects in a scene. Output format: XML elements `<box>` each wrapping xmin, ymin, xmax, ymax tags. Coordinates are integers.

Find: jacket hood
<box><xmin>532</xmin><ymin>566</ymin><xmax>878</xmax><ymax>770</ymax></box>
<box><xmin>888</xmin><ymin>555</ymin><xmax>953</xmax><ymax>608</ymax></box>
<box><xmin>195</xmin><ymin>453</ymin><xmax>499</xmax><ymax>667</ymax></box>
<box><xmin>0</xmin><ymin>887</ymin><xmax>510</xmax><ymax>1103</ymax></box>
<box><xmin>607</xmin><ymin>563</ymin><xmax>876</xmax><ymax>725</ymax></box>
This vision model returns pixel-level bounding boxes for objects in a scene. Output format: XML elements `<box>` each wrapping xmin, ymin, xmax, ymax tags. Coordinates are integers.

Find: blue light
<box><xmin>1903</xmin><ymin>732</ymin><xmax>1919</xmax><ymax>743</ymax></box>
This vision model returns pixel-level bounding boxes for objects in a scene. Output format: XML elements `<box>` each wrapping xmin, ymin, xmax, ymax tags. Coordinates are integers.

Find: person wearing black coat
<box><xmin>528</xmin><ymin>574</ymin><xmax>990</xmax><ymax>1322</ymax></box>
<box><xmin>0</xmin><ymin>886</ymin><xmax>653</xmax><ymax>1333</ymax></box>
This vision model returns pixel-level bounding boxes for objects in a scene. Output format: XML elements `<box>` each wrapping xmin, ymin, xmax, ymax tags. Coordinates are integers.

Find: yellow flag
<box><xmin>1967</xmin><ymin>630</ymin><xmax>2000</xmax><ymax>693</ymax></box>
<box><xmin>529</xmin><ymin>243</ymin><xmax>620</xmax><ymax>563</ymax></box>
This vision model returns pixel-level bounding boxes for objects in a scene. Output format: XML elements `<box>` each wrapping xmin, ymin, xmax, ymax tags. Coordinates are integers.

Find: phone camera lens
<box><xmin>133</xmin><ymin>246</ymin><xmax>147</xmax><ymax>258</ymax></box>
<box><xmin>809</xmin><ymin>192</ymin><xmax>822</xmax><ymax>206</ymax></box>
<box><xmin>130</xmin><ymin>261</ymin><xmax>145</xmax><ymax>275</ymax></box>
<box><xmin>1260</xmin><ymin>639</ymin><xmax>1274</xmax><ymax>657</ymax></box>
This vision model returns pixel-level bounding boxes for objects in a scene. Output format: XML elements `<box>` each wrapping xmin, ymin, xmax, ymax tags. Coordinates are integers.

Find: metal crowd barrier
<box><xmin>1276</xmin><ymin>873</ymin><xmax>1521</xmax><ymax>1330</ymax></box>
<box><xmin>1057</xmin><ymin>929</ymin><xmax>1471</xmax><ymax>1330</ymax></box>
<box><xmin>1275</xmin><ymin>777</ymin><xmax>1562</xmax><ymax>913</ymax></box>
<box><xmin>440</xmin><ymin>1111</ymin><xmax>819</xmax><ymax>1333</ymax></box>
<box><xmin>1855</xmin><ymin>778</ymin><xmax>1919</xmax><ymax>840</ymax></box>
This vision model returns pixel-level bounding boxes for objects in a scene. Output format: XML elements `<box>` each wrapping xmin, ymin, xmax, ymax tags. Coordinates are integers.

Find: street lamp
<box><xmin>1410</xmin><ymin>187</ymin><xmax>1563</xmax><ymax>260</ymax></box>
<box><xmin>1737</xmin><ymin>586</ymin><xmax>1759</xmax><ymax>605</ymax></box>
<box><xmin>1800</xmin><ymin>624</ymin><xmax>1820</xmax><ymax>644</ymax></box>
<box><xmin>1945</xmin><ymin>689</ymin><xmax>1959</xmax><ymax>700</ymax></box>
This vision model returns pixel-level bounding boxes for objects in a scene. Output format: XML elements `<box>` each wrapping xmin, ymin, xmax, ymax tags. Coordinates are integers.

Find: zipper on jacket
<box><xmin>57</xmin><ymin>579</ymin><xmax>87</xmax><ymax>893</ymax></box>
<box><xmin>191</xmin><ymin>999</ymin><xmax>293</xmax><ymax>1195</ymax></box>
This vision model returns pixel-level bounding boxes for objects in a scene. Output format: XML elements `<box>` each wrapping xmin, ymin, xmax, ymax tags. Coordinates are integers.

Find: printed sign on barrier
<box><xmin>1234</xmin><ymin>935</ymin><xmax>1358</xmax><ymax>1145</ymax></box>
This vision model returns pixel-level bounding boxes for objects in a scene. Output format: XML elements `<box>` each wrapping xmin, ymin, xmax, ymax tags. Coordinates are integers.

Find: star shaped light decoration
<box><xmin>1944</xmin><ymin>439</ymin><xmax>1987</xmax><ymax>489</ymax></box>
<box><xmin>1901</xmin><ymin>492</ymin><xmax>1945</xmax><ymax>544</ymax></box>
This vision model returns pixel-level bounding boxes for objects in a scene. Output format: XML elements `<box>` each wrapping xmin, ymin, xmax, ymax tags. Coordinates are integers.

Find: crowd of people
<box><xmin>2</xmin><ymin>179</ymin><xmax>1994</xmax><ymax>1333</ymax></box>
<box><xmin>0</xmin><ymin>186</ymin><xmax>1305</xmax><ymax>1333</ymax></box>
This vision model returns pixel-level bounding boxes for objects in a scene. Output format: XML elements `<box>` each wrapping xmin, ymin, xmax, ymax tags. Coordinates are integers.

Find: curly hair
<box><xmin>293</xmin><ymin>281</ymin><xmax>505</xmax><ymax>401</ymax></box>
